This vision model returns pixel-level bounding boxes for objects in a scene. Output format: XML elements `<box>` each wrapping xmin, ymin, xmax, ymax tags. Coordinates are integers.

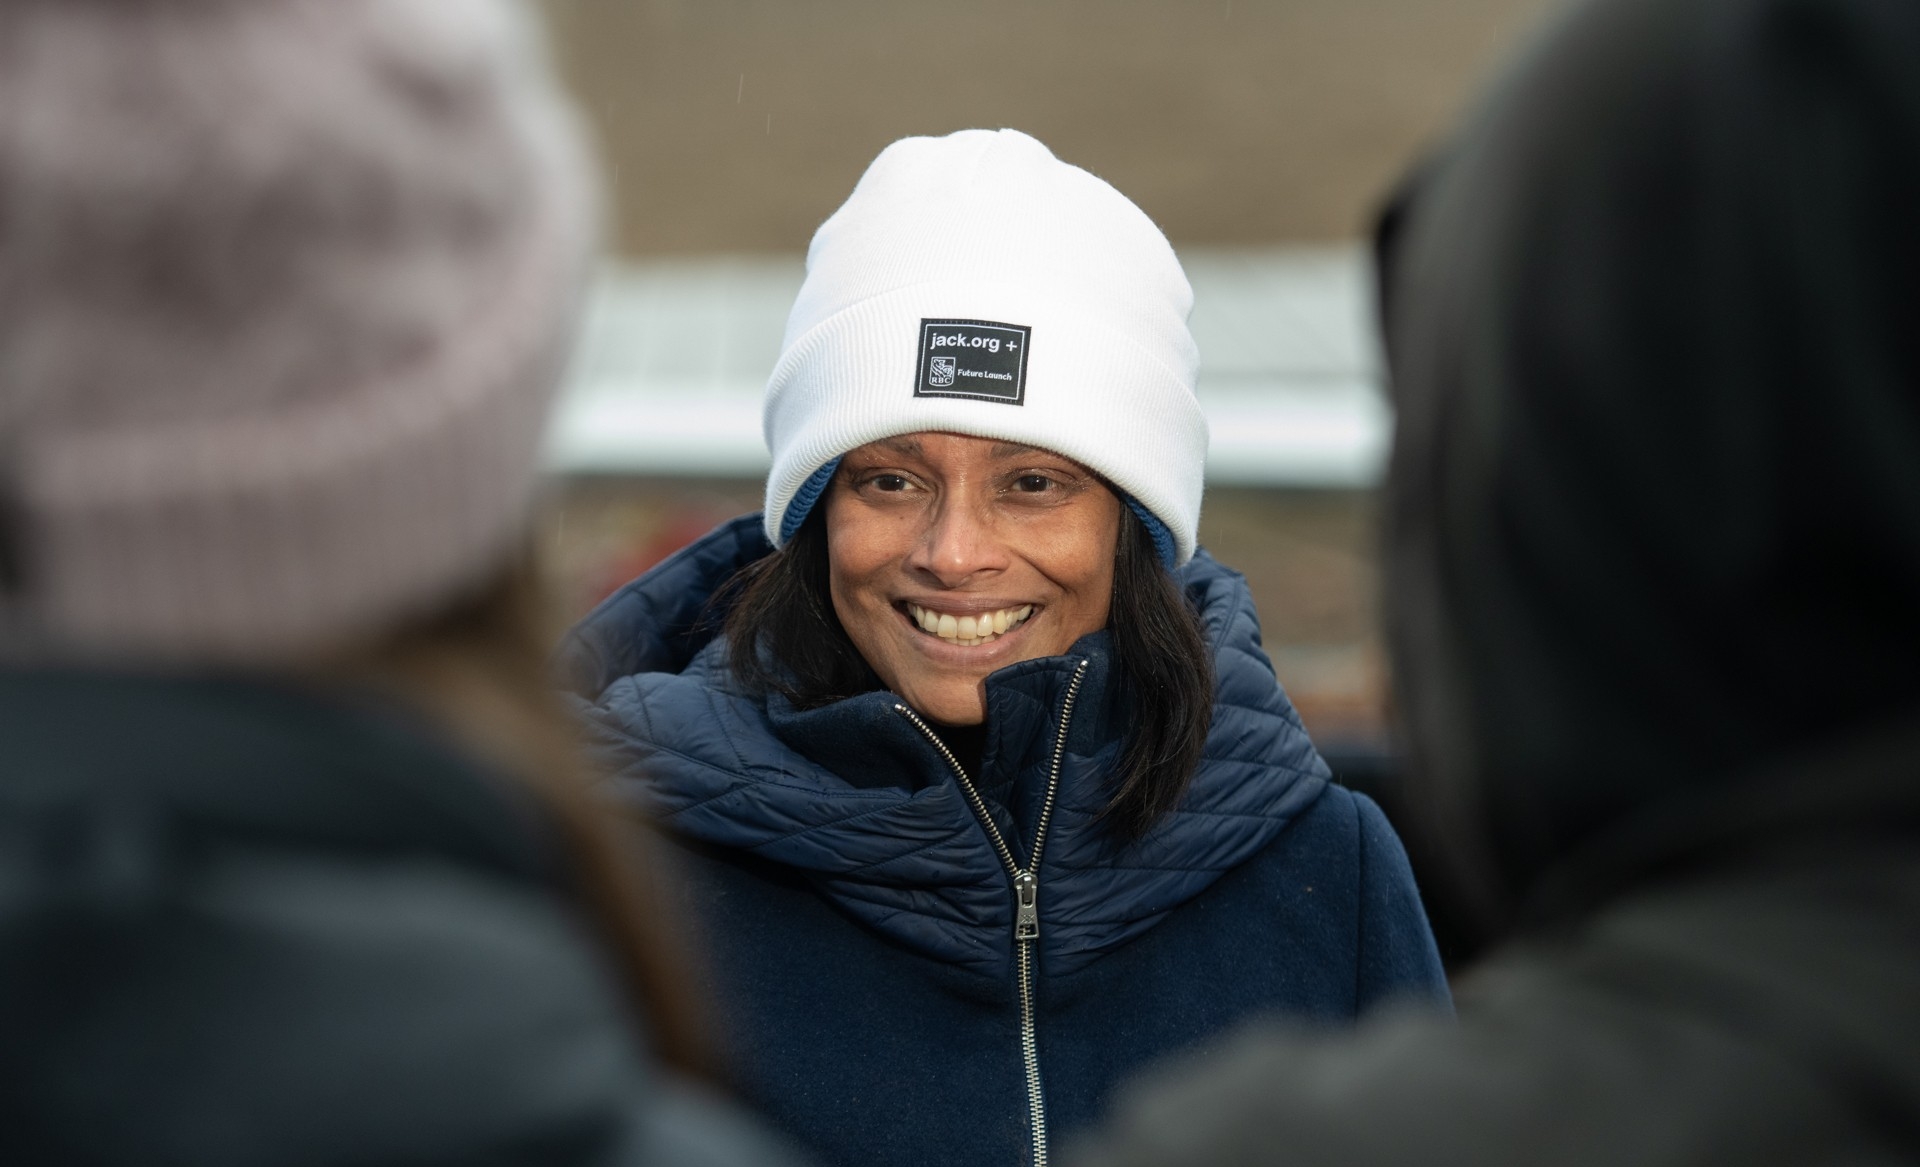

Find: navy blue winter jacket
<box><xmin>557</xmin><ymin>516</ymin><xmax>1448</xmax><ymax>1167</ymax></box>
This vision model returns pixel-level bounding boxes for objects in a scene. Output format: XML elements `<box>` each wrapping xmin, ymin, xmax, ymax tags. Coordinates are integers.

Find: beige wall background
<box><xmin>539</xmin><ymin>0</ymin><xmax>1554</xmax><ymax>254</ymax></box>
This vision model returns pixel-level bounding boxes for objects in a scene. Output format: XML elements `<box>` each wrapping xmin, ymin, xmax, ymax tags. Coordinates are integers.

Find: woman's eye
<box><xmin>870</xmin><ymin>474</ymin><xmax>909</xmax><ymax>492</ymax></box>
<box><xmin>1013</xmin><ymin>474</ymin><xmax>1054</xmax><ymax>493</ymax></box>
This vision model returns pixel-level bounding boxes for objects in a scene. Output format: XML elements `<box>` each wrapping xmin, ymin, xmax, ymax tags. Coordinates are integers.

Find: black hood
<box><xmin>1378</xmin><ymin>0</ymin><xmax>1920</xmax><ymax>944</ymax></box>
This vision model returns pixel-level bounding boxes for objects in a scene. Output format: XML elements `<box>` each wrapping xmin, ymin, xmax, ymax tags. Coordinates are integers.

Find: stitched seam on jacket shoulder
<box><xmin>591</xmin><ymin>720</ymin><xmax>895</xmax><ymax>801</ymax></box>
<box><xmin>742</xmin><ymin>799</ymin><xmax>957</xmax><ymax>852</ymax></box>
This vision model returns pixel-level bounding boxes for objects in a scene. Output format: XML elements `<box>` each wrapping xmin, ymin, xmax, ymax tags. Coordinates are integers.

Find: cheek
<box><xmin>1046</xmin><ymin>503</ymin><xmax>1121</xmax><ymax>632</ymax></box>
<box><xmin>1070</xmin><ymin>544</ymin><xmax>1117</xmax><ymax>627</ymax></box>
<box><xmin>824</xmin><ymin>494</ymin><xmax>906</xmax><ymax>630</ymax></box>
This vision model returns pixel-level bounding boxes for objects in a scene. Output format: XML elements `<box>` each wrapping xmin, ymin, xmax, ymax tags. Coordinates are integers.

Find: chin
<box><xmin>904</xmin><ymin>683</ymin><xmax>988</xmax><ymax>727</ymax></box>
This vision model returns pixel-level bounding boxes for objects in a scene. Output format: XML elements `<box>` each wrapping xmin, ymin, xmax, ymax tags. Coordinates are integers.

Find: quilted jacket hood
<box><xmin>557</xmin><ymin>515</ymin><xmax>1331</xmax><ymax>981</ymax></box>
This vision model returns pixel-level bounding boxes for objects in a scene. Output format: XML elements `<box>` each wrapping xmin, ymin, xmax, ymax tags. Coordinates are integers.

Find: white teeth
<box><xmin>905</xmin><ymin>603</ymin><xmax>1035</xmax><ymax>646</ymax></box>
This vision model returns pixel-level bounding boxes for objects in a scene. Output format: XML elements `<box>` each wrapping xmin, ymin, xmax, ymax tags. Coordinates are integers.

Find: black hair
<box><xmin>722</xmin><ymin>500</ymin><xmax>1214</xmax><ymax>840</ymax></box>
<box><xmin>1101</xmin><ymin>503</ymin><xmax>1215</xmax><ymax>838</ymax></box>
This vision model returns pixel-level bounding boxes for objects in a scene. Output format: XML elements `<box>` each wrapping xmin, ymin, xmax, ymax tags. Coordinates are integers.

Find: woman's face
<box><xmin>825</xmin><ymin>431</ymin><xmax>1121</xmax><ymax>726</ymax></box>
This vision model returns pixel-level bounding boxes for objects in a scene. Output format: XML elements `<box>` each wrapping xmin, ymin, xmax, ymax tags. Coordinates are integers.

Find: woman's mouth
<box><xmin>903</xmin><ymin>602</ymin><xmax>1035</xmax><ymax>648</ymax></box>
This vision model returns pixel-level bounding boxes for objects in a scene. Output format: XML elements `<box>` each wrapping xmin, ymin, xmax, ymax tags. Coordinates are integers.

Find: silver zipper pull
<box><xmin>1014</xmin><ymin>870</ymin><xmax>1040</xmax><ymax>940</ymax></box>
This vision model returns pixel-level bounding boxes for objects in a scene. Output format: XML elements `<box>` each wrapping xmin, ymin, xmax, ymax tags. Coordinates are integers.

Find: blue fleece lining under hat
<box><xmin>779</xmin><ymin>459</ymin><xmax>1178</xmax><ymax>570</ymax></box>
<box><xmin>1123</xmin><ymin>496</ymin><xmax>1178</xmax><ymax>568</ymax></box>
<box><xmin>780</xmin><ymin>460</ymin><xmax>842</xmax><ymax>543</ymax></box>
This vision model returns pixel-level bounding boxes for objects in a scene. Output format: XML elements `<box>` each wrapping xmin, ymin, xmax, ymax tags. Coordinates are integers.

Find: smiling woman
<box><xmin>724</xmin><ymin>430</ymin><xmax>1214</xmax><ymax>838</ymax></box>
<box><xmin>558</xmin><ymin>129</ymin><xmax>1450</xmax><ymax>1167</ymax></box>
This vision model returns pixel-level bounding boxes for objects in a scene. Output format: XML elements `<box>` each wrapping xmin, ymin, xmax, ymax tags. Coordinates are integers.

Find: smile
<box><xmin>904</xmin><ymin>602</ymin><xmax>1035</xmax><ymax>648</ymax></box>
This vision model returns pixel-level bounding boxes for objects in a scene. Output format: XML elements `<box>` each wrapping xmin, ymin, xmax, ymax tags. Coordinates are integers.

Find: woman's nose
<box><xmin>907</xmin><ymin>496</ymin><xmax>1007</xmax><ymax>586</ymax></box>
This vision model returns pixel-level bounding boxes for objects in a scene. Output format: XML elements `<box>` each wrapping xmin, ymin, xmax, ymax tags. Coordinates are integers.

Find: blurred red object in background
<box><xmin>584</xmin><ymin>508</ymin><xmax>733</xmax><ymax>608</ymax></box>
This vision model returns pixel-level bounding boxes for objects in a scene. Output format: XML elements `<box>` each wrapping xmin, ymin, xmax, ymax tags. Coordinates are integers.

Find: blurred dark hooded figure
<box><xmin>1068</xmin><ymin>0</ymin><xmax>1920</xmax><ymax>1162</ymax></box>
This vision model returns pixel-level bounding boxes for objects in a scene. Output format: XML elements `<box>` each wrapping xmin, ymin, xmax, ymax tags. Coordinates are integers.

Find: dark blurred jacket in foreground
<box><xmin>1069</xmin><ymin>0</ymin><xmax>1920</xmax><ymax>1162</ymax></box>
<box><xmin>0</xmin><ymin>671</ymin><xmax>793</xmax><ymax>1166</ymax></box>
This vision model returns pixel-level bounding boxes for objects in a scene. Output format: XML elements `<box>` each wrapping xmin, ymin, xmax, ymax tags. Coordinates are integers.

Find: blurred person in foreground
<box><xmin>0</xmin><ymin>1</ymin><xmax>797</xmax><ymax>1163</ymax></box>
<box><xmin>1067</xmin><ymin>0</ymin><xmax>1920</xmax><ymax>1162</ymax></box>
<box><xmin>555</xmin><ymin>128</ymin><xmax>1449</xmax><ymax>1167</ymax></box>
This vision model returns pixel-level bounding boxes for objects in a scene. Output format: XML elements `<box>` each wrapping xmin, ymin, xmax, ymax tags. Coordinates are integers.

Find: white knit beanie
<box><xmin>762</xmin><ymin>129</ymin><xmax>1207</xmax><ymax>567</ymax></box>
<box><xmin>0</xmin><ymin>0</ymin><xmax>595</xmax><ymax>662</ymax></box>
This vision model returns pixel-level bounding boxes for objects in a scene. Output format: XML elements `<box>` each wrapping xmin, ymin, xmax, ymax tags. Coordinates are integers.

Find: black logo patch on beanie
<box><xmin>915</xmin><ymin>319</ymin><xmax>1030</xmax><ymax>405</ymax></box>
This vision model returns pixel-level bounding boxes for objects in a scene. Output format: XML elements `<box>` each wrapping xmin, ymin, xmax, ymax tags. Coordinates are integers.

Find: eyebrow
<box><xmin>993</xmin><ymin>443</ymin><xmax>1099</xmax><ymax>479</ymax></box>
<box><xmin>990</xmin><ymin>442</ymin><xmax>1049</xmax><ymax>459</ymax></box>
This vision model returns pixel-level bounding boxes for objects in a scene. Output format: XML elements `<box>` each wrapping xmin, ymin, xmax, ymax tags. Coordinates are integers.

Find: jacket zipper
<box><xmin>896</xmin><ymin>657</ymin><xmax>1090</xmax><ymax>1167</ymax></box>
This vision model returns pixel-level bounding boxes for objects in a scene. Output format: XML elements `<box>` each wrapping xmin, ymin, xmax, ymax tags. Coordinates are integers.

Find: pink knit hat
<box><xmin>0</xmin><ymin>0</ymin><xmax>596</xmax><ymax>662</ymax></box>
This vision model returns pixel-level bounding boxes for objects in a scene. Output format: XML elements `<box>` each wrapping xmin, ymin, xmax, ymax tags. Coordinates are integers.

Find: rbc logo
<box><xmin>928</xmin><ymin>356</ymin><xmax>957</xmax><ymax>387</ymax></box>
